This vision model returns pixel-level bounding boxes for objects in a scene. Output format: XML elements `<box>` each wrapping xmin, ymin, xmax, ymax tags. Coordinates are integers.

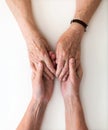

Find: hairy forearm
<box><xmin>6</xmin><ymin>0</ymin><xmax>40</xmax><ymax>41</ymax></box>
<box><xmin>17</xmin><ymin>99</ymin><xmax>47</xmax><ymax>130</ymax></box>
<box><xmin>64</xmin><ymin>94</ymin><xmax>88</xmax><ymax>130</ymax></box>
<box><xmin>74</xmin><ymin>0</ymin><xmax>101</xmax><ymax>23</ymax></box>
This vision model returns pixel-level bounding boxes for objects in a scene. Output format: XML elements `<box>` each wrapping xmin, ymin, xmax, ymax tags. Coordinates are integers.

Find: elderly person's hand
<box><xmin>60</xmin><ymin>58</ymin><xmax>88</xmax><ymax>130</ymax></box>
<box><xmin>32</xmin><ymin>61</ymin><xmax>55</xmax><ymax>103</ymax></box>
<box><xmin>27</xmin><ymin>34</ymin><xmax>56</xmax><ymax>80</ymax></box>
<box><xmin>16</xmin><ymin>54</ymin><xmax>55</xmax><ymax>130</ymax></box>
<box><xmin>60</xmin><ymin>58</ymin><xmax>83</xmax><ymax>98</ymax></box>
<box><xmin>56</xmin><ymin>23</ymin><xmax>84</xmax><ymax>81</ymax></box>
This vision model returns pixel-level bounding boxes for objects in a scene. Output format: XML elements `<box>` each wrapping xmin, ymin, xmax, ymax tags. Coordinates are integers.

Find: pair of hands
<box><xmin>28</xmin><ymin>23</ymin><xmax>84</xmax><ymax>103</ymax></box>
<box><xmin>32</xmin><ymin>57</ymin><xmax>83</xmax><ymax>103</ymax></box>
<box><xmin>27</xmin><ymin>23</ymin><xmax>84</xmax><ymax>82</ymax></box>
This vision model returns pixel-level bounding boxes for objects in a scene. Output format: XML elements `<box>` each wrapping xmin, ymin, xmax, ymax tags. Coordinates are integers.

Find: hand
<box><xmin>32</xmin><ymin>61</ymin><xmax>54</xmax><ymax>103</ymax></box>
<box><xmin>27</xmin><ymin>34</ymin><xmax>55</xmax><ymax>80</ymax></box>
<box><xmin>56</xmin><ymin>23</ymin><xmax>84</xmax><ymax>81</ymax></box>
<box><xmin>61</xmin><ymin>58</ymin><xmax>83</xmax><ymax>98</ymax></box>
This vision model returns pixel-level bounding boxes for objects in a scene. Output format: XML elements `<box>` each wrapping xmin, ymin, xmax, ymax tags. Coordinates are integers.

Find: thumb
<box><xmin>37</xmin><ymin>61</ymin><xmax>44</xmax><ymax>80</ymax></box>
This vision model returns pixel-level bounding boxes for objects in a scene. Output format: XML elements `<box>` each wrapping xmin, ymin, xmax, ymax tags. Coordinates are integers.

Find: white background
<box><xmin>0</xmin><ymin>0</ymin><xmax>108</xmax><ymax>130</ymax></box>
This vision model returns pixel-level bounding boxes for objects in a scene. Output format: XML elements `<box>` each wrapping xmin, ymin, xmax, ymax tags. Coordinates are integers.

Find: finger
<box><xmin>44</xmin><ymin>64</ymin><xmax>54</xmax><ymax>80</ymax></box>
<box><xmin>76</xmin><ymin>64</ymin><xmax>83</xmax><ymax>79</ymax></box>
<box><xmin>62</xmin><ymin>71</ymin><xmax>69</xmax><ymax>81</ymax></box>
<box><xmin>49</xmin><ymin>51</ymin><xmax>56</xmax><ymax>60</ymax></box>
<box><xmin>44</xmin><ymin>54</ymin><xmax>55</xmax><ymax>74</ymax></box>
<box><xmin>43</xmin><ymin>71</ymin><xmax>51</xmax><ymax>80</ymax></box>
<box><xmin>36</xmin><ymin>62</ymin><xmax>44</xmax><ymax>80</ymax></box>
<box><xmin>76</xmin><ymin>59</ymin><xmax>80</xmax><ymax>69</ymax></box>
<box><xmin>53</xmin><ymin>60</ymin><xmax>57</xmax><ymax>69</ymax></box>
<box><xmin>75</xmin><ymin>50</ymin><xmax>80</xmax><ymax>60</ymax></box>
<box><xmin>56</xmin><ymin>58</ymin><xmax>65</xmax><ymax>77</ymax></box>
<box><xmin>69</xmin><ymin>58</ymin><xmax>77</xmax><ymax>78</ymax></box>
<box><xmin>49</xmin><ymin>51</ymin><xmax>56</xmax><ymax>69</ymax></box>
<box><xmin>59</xmin><ymin>60</ymin><xmax>69</xmax><ymax>81</ymax></box>
<box><xmin>75</xmin><ymin>49</ymin><xmax>81</xmax><ymax>67</ymax></box>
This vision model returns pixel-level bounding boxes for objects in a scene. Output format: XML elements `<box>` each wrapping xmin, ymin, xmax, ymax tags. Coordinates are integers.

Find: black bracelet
<box><xmin>70</xmin><ymin>19</ymin><xmax>88</xmax><ymax>32</ymax></box>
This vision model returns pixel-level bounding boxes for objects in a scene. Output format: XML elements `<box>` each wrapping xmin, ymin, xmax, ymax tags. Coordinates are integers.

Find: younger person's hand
<box><xmin>61</xmin><ymin>58</ymin><xmax>83</xmax><ymax>98</ymax></box>
<box><xmin>32</xmin><ymin>61</ymin><xmax>55</xmax><ymax>103</ymax></box>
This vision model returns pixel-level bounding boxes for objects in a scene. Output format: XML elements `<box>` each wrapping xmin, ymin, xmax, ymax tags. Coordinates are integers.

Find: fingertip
<box><xmin>49</xmin><ymin>51</ymin><xmax>53</xmax><ymax>55</ymax></box>
<box><xmin>51</xmin><ymin>54</ymin><xmax>56</xmax><ymax>60</ymax></box>
<box><xmin>49</xmin><ymin>51</ymin><xmax>56</xmax><ymax>61</ymax></box>
<box><xmin>49</xmin><ymin>51</ymin><xmax>54</xmax><ymax>56</ymax></box>
<box><xmin>69</xmin><ymin>58</ymin><xmax>75</xmax><ymax>64</ymax></box>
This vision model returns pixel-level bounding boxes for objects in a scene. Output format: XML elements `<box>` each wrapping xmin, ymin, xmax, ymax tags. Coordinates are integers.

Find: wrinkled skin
<box><xmin>27</xmin><ymin>34</ymin><xmax>56</xmax><ymax>80</ymax></box>
<box><xmin>56</xmin><ymin>24</ymin><xmax>84</xmax><ymax>81</ymax></box>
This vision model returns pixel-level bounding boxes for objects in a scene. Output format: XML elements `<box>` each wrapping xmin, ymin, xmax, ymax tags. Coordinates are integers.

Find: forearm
<box><xmin>74</xmin><ymin>0</ymin><xmax>101</xmax><ymax>23</ymax></box>
<box><xmin>17</xmin><ymin>99</ymin><xmax>47</xmax><ymax>130</ymax></box>
<box><xmin>64</xmin><ymin>94</ymin><xmax>88</xmax><ymax>130</ymax></box>
<box><xmin>6</xmin><ymin>0</ymin><xmax>40</xmax><ymax>42</ymax></box>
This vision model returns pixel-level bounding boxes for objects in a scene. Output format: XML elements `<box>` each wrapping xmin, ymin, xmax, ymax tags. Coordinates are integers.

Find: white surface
<box><xmin>0</xmin><ymin>0</ymin><xmax>108</xmax><ymax>130</ymax></box>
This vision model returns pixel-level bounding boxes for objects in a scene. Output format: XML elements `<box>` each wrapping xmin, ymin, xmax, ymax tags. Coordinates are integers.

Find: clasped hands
<box><xmin>30</xmin><ymin>23</ymin><xmax>84</xmax><ymax>103</ymax></box>
<box><xmin>17</xmin><ymin>23</ymin><xmax>87</xmax><ymax>130</ymax></box>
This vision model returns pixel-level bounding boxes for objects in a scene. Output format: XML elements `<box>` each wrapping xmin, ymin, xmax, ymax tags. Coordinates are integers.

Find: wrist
<box><xmin>63</xmin><ymin>87</ymin><xmax>80</xmax><ymax>101</ymax></box>
<box><xmin>64</xmin><ymin>92</ymin><xmax>80</xmax><ymax>104</ymax></box>
<box><xmin>30</xmin><ymin>98</ymin><xmax>48</xmax><ymax>113</ymax></box>
<box><xmin>18</xmin><ymin>18</ymin><xmax>42</xmax><ymax>43</ymax></box>
<box><xmin>70</xmin><ymin>19</ymin><xmax>88</xmax><ymax>32</ymax></box>
<box><xmin>26</xmin><ymin>98</ymin><xmax>47</xmax><ymax>130</ymax></box>
<box><xmin>74</xmin><ymin>9</ymin><xmax>89</xmax><ymax>24</ymax></box>
<box><xmin>31</xmin><ymin>97</ymin><xmax>48</xmax><ymax>106</ymax></box>
<box><xmin>70</xmin><ymin>22</ymin><xmax>85</xmax><ymax>35</ymax></box>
